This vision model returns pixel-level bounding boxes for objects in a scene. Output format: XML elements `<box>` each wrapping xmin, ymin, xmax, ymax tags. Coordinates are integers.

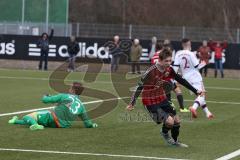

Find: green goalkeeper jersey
<box><xmin>41</xmin><ymin>93</ymin><xmax>94</xmax><ymax>128</ymax></box>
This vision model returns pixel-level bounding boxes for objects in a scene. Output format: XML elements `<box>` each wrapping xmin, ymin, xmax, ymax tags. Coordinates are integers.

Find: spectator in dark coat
<box><xmin>37</xmin><ymin>29</ymin><xmax>54</xmax><ymax>70</ymax></box>
<box><xmin>67</xmin><ymin>36</ymin><xmax>80</xmax><ymax>72</ymax></box>
<box><xmin>110</xmin><ymin>35</ymin><xmax>121</xmax><ymax>72</ymax></box>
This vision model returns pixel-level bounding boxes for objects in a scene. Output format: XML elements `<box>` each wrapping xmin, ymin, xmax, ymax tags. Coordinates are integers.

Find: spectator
<box><xmin>208</xmin><ymin>40</ymin><xmax>227</xmax><ymax>78</ymax></box>
<box><xmin>110</xmin><ymin>35</ymin><xmax>121</xmax><ymax>72</ymax></box>
<box><xmin>151</xmin><ymin>41</ymin><xmax>164</xmax><ymax>64</ymax></box>
<box><xmin>130</xmin><ymin>39</ymin><xmax>142</xmax><ymax>74</ymax></box>
<box><xmin>163</xmin><ymin>39</ymin><xmax>176</xmax><ymax>63</ymax></box>
<box><xmin>37</xmin><ymin>29</ymin><xmax>54</xmax><ymax>71</ymax></box>
<box><xmin>67</xmin><ymin>36</ymin><xmax>80</xmax><ymax>72</ymax></box>
<box><xmin>163</xmin><ymin>39</ymin><xmax>173</xmax><ymax>50</ymax></box>
<box><xmin>197</xmin><ymin>40</ymin><xmax>211</xmax><ymax>77</ymax></box>
<box><xmin>148</xmin><ymin>36</ymin><xmax>157</xmax><ymax>59</ymax></box>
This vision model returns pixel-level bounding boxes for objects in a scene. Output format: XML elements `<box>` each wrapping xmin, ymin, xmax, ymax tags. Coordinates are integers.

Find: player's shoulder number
<box><xmin>182</xmin><ymin>56</ymin><xmax>190</xmax><ymax>69</ymax></box>
<box><xmin>68</xmin><ymin>95</ymin><xmax>81</xmax><ymax>114</ymax></box>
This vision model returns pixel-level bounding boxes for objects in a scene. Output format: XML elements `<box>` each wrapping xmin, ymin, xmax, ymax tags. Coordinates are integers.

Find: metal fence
<box><xmin>0</xmin><ymin>22</ymin><xmax>239</xmax><ymax>43</ymax></box>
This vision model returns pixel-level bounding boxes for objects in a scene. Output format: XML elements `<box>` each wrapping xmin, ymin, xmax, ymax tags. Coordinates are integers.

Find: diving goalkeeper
<box><xmin>8</xmin><ymin>82</ymin><xmax>98</xmax><ymax>130</ymax></box>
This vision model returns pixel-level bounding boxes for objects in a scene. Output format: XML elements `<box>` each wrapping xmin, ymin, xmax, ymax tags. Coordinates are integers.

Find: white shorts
<box><xmin>190</xmin><ymin>81</ymin><xmax>205</xmax><ymax>92</ymax></box>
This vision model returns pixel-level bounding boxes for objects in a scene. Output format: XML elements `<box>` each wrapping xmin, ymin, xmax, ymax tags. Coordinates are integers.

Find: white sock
<box><xmin>193</xmin><ymin>96</ymin><xmax>205</xmax><ymax>110</ymax></box>
<box><xmin>202</xmin><ymin>106</ymin><xmax>212</xmax><ymax>117</ymax></box>
<box><xmin>192</xmin><ymin>102</ymin><xmax>199</xmax><ymax>110</ymax></box>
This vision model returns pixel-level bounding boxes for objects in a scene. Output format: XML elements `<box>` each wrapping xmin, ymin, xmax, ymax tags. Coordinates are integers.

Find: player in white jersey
<box><xmin>173</xmin><ymin>38</ymin><xmax>213</xmax><ymax>119</ymax></box>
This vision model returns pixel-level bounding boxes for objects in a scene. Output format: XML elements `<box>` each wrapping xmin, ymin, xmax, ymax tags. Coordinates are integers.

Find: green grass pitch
<box><xmin>0</xmin><ymin>69</ymin><xmax>239</xmax><ymax>160</ymax></box>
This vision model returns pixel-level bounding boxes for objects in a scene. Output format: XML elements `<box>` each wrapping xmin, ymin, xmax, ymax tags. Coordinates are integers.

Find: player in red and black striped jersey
<box><xmin>126</xmin><ymin>49</ymin><xmax>202</xmax><ymax>147</ymax></box>
<box><xmin>151</xmin><ymin>43</ymin><xmax>189</xmax><ymax>113</ymax></box>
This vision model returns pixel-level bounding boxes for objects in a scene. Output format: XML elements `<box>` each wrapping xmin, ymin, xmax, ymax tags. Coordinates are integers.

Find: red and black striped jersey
<box><xmin>130</xmin><ymin>63</ymin><xmax>198</xmax><ymax>106</ymax></box>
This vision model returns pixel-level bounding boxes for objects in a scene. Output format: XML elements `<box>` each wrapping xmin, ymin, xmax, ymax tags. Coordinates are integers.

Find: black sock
<box><xmin>166</xmin><ymin>93</ymin><xmax>171</xmax><ymax>102</ymax></box>
<box><xmin>171</xmin><ymin>124</ymin><xmax>180</xmax><ymax>142</ymax></box>
<box><xmin>177</xmin><ymin>94</ymin><xmax>184</xmax><ymax>109</ymax></box>
<box><xmin>162</xmin><ymin>124</ymin><xmax>170</xmax><ymax>134</ymax></box>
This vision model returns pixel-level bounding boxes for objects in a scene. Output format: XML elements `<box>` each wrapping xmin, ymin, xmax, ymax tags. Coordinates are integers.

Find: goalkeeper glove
<box><xmin>92</xmin><ymin>123</ymin><xmax>98</xmax><ymax>128</ymax></box>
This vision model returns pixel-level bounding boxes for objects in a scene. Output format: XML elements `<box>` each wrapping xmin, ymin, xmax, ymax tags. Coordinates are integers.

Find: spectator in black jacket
<box><xmin>37</xmin><ymin>29</ymin><xmax>54</xmax><ymax>70</ymax></box>
<box><xmin>110</xmin><ymin>35</ymin><xmax>121</xmax><ymax>72</ymax></box>
<box><xmin>67</xmin><ymin>36</ymin><xmax>80</xmax><ymax>72</ymax></box>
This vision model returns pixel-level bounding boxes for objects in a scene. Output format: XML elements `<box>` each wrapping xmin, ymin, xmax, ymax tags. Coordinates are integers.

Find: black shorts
<box><xmin>145</xmin><ymin>100</ymin><xmax>176</xmax><ymax>124</ymax></box>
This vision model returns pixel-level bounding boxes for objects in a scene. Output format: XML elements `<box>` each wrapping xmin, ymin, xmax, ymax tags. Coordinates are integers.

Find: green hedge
<box><xmin>0</xmin><ymin>0</ymin><xmax>67</xmax><ymax>23</ymax></box>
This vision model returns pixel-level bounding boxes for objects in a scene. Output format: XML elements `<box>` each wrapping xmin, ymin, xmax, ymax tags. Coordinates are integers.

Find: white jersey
<box><xmin>174</xmin><ymin>49</ymin><xmax>202</xmax><ymax>83</ymax></box>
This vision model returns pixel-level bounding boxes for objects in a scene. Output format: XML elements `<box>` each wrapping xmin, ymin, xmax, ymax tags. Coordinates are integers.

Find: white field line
<box><xmin>0</xmin><ymin>148</ymin><xmax>188</xmax><ymax>160</ymax></box>
<box><xmin>205</xmin><ymin>86</ymin><xmax>240</xmax><ymax>91</ymax></box>
<box><xmin>0</xmin><ymin>76</ymin><xmax>50</xmax><ymax>81</ymax></box>
<box><xmin>216</xmin><ymin>149</ymin><xmax>240</xmax><ymax>160</ymax></box>
<box><xmin>178</xmin><ymin>99</ymin><xmax>240</xmax><ymax>105</ymax></box>
<box><xmin>0</xmin><ymin>97</ymin><xmax>129</xmax><ymax>117</ymax></box>
<box><xmin>0</xmin><ymin>75</ymin><xmax>240</xmax><ymax>91</ymax></box>
<box><xmin>0</xmin><ymin>96</ymin><xmax>239</xmax><ymax>118</ymax></box>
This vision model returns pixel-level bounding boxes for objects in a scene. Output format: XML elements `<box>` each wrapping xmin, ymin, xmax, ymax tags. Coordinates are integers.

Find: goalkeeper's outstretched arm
<box><xmin>78</xmin><ymin>106</ymin><xmax>98</xmax><ymax>128</ymax></box>
<box><xmin>41</xmin><ymin>94</ymin><xmax>63</xmax><ymax>104</ymax></box>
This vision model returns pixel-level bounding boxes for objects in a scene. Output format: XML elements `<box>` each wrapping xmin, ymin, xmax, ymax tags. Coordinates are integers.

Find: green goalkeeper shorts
<box><xmin>36</xmin><ymin>110</ymin><xmax>71</xmax><ymax>128</ymax></box>
<box><xmin>36</xmin><ymin>110</ymin><xmax>58</xmax><ymax>128</ymax></box>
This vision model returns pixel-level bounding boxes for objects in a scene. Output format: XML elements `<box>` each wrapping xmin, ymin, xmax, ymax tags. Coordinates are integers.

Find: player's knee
<box><xmin>174</xmin><ymin>115</ymin><xmax>181</xmax><ymax>124</ymax></box>
<box><xmin>196</xmin><ymin>96</ymin><xmax>206</xmax><ymax>106</ymax></box>
<box><xmin>22</xmin><ymin>115</ymin><xmax>30</xmax><ymax>123</ymax></box>
<box><xmin>23</xmin><ymin>112</ymin><xmax>36</xmax><ymax>122</ymax></box>
<box><xmin>174</xmin><ymin>87</ymin><xmax>182</xmax><ymax>94</ymax></box>
<box><xmin>26</xmin><ymin>112</ymin><xmax>36</xmax><ymax>118</ymax></box>
<box><xmin>23</xmin><ymin>115</ymin><xmax>31</xmax><ymax>119</ymax></box>
<box><xmin>165</xmin><ymin>116</ymin><xmax>174</xmax><ymax>128</ymax></box>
